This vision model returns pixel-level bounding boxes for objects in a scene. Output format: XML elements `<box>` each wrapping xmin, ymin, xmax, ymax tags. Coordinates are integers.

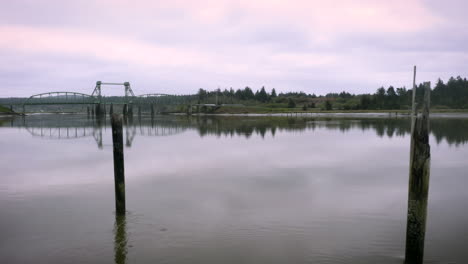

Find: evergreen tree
<box><xmin>197</xmin><ymin>88</ymin><xmax>207</xmax><ymax>102</ymax></box>
<box><xmin>258</xmin><ymin>86</ymin><xmax>269</xmax><ymax>102</ymax></box>
<box><xmin>243</xmin><ymin>87</ymin><xmax>255</xmax><ymax>100</ymax></box>
<box><xmin>271</xmin><ymin>88</ymin><xmax>277</xmax><ymax>98</ymax></box>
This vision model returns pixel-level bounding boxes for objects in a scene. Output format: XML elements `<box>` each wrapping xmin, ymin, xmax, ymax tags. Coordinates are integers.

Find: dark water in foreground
<box><xmin>0</xmin><ymin>114</ymin><xmax>467</xmax><ymax>264</ymax></box>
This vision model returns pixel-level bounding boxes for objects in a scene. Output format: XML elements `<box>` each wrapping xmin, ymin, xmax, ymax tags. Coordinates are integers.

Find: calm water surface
<box><xmin>0</xmin><ymin>114</ymin><xmax>467</xmax><ymax>264</ymax></box>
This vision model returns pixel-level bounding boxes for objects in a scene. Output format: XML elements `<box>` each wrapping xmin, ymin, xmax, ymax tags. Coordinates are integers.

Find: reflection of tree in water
<box><xmin>4</xmin><ymin>114</ymin><xmax>468</xmax><ymax>146</ymax></box>
<box><xmin>431</xmin><ymin>119</ymin><xmax>468</xmax><ymax>146</ymax></box>
<box><xmin>187</xmin><ymin>116</ymin><xmax>468</xmax><ymax>146</ymax></box>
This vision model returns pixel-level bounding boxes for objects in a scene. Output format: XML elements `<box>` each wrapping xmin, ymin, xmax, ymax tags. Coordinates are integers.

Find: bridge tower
<box><xmin>124</xmin><ymin>82</ymin><xmax>135</xmax><ymax>116</ymax></box>
<box><xmin>124</xmin><ymin>82</ymin><xmax>135</xmax><ymax>101</ymax></box>
<box><xmin>92</xmin><ymin>81</ymin><xmax>103</xmax><ymax>116</ymax></box>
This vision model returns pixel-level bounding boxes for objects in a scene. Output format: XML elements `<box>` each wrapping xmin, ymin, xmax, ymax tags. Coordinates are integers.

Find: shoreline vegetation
<box><xmin>2</xmin><ymin>76</ymin><xmax>468</xmax><ymax>115</ymax></box>
<box><xmin>180</xmin><ymin>105</ymin><xmax>468</xmax><ymax>115</ymax></box>
<box><xmin>0</xmin><ymin>104</ymin><xmax>18</xmax><ymax>115</ymax></box>
<box><xmin>178</xmin><ymin>76</ymin><xmax>468</xmax><ymax>114</ymax></box>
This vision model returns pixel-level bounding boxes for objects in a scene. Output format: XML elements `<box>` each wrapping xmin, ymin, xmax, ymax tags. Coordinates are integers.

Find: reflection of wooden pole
<box><xmin>123</xmin><ymin>104</ymin><xmax>128</xmax><ymax>116</ymax></box>
<box><xmin>111</xmin><ymin>114</ymin><xmax>126</xmax><ymax>215</ymax></box>
<box><xmin>114</xmin><ymin>214</ymin><xmax>127</xmax><ymax>264</ymax></box>
<box><xmin>109</xmin><ymin>103</ymin><xmax>114</xmax><ymax>116</ymax></box>
<box><xmin>405</xmin><ymin>82</ymin><xmax>431</xmax><ymax>264</ymax></box>
<box><xmin>128</xmin><ymin>104</ymin><xmax>133</xmax><ymax>117</ymax></box>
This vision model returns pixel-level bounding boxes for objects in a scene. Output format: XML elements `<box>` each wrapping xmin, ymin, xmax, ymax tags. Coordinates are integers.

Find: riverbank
<box><xmin>186</xmin><ymin>105</ymin><xmax>468</xmax><ymax>115</ymax></box>
<box><xmin>0</xmin><ymin>104</ymin><xmax>20</xmax><ymax>116</ymax></box>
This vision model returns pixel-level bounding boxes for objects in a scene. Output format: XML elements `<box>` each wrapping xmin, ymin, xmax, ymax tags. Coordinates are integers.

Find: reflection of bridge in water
<box><xmin>9</xmin><ymin>115</ymin><xmax>188</xmax><ymax>149</ymax></box>
<box><xmin>5</xmin><ymin>114</ymin><xmax>468</xmax><ymax>148</ymax></box>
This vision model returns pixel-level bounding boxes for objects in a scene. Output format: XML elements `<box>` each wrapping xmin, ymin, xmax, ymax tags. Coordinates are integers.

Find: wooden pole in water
<box><xmin>411</xmin><ymin>66</ymin><xmax>417</xmax><ymax>118</ymax></box>
<box><xmin>111</xmin><ymin>114</ymin><xmax>126</xmax><ymax>215</ymax></box>
<box><xmin>405</xmin><ymin>82</ymin><xmax>431</xmax><ymax>264</ymax></box>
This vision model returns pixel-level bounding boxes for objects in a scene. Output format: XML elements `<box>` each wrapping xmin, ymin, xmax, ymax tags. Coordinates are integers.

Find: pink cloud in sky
<box><xmin>0</xmin><ymin>0</ymin><xmax>465</xmax><ymax>96</ymax></box>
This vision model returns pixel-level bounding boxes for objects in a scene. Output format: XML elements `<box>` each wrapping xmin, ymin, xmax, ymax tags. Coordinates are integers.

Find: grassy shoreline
<box><xmin>198</xmin><ymin>105</ymin><xmax>468</xmax><ymax>115</ymax></box>
<box><xmin>0</xmin><ymin>104</ymin><xmax>16</xmax><ymax>115</ymax></box>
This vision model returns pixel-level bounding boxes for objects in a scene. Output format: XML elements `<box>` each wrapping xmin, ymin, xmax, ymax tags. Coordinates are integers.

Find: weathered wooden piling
<box><xmin>150</xmin><ymin>104</ymin><xmax>155</xmax><ymax>118</ymax></box>
<box><xmin>405</xmin><ymin>82</ymin><xmax>431</xmax><ymax>264</ymax></box>
<box><xmin>411</xmin><ymin>66</ymin><xmax>417</xmax><ymax>134</ymax></box>
<box><xmin>111</xmin><ymin>114</ymin><xmax>126</xmax><ymax>215</ymax></box>
<box><xmin>411</xmin><ymin>66</ymin><xmax>417</xmax><ymax>116</ymax></box>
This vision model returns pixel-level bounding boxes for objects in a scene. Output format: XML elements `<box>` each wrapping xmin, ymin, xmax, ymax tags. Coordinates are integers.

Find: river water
<box><xmin>0</xmin><ymin>114</ymin><xmax>467</xmax><ymax>264</ymax></box>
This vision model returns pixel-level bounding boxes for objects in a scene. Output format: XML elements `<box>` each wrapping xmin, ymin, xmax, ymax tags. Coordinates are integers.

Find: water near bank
<box><xmin>1</xmin><ymin>114</ymin><xmax>467</xmax><ymax>264</ymax></box>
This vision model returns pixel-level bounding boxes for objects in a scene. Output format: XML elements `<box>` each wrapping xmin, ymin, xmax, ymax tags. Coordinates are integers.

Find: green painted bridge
<box><xmin>20</xmin><ymin>81</ymin><xmax>175</xmax><ymax>113</ymax></box>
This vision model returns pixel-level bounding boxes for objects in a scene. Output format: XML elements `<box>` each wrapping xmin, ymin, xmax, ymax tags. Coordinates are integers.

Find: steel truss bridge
<box><xmin>20</xmin><ymin>81</ymin><xmax>177</xmax><ymax>113</ymax></box>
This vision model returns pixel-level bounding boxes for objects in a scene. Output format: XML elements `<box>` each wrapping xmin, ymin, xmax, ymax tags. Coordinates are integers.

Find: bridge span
<box><xmin>20</xmin><ymin>81</ymin><xmax>177</xmax><ymax>114</ymax></box>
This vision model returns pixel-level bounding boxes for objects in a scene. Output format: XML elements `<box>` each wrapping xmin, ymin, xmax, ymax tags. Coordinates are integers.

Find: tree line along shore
<box><xmin>1</xmin><ymin>76</ymin><xmax>468</xmax><ymax>114</ymax></box>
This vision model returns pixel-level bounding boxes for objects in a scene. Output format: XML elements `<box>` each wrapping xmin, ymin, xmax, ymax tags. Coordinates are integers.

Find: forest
<box><xmin>193</xmin><ymin>76</ymin><xmax>468</xmax><ymax>111</ymax></box>
<box><xmin>1</xmin><ymin>76</ymin><xmax>468</xmax><ymax>113</ymax></box>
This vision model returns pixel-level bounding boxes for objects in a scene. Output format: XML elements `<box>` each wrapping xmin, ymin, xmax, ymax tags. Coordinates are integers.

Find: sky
<box><xmin>1</xmin><ymin>0</ymin><xmax>467</xmax><ymax>97</ymax></box>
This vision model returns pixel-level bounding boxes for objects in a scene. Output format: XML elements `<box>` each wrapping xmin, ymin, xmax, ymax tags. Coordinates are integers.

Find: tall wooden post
<box><xmin>410</xmin><ymin>66</ymin><xmax>417</xmax><ymax>143</ymax></box>
<box><xmin>405</xmin><ymin>82</ymin><xmax>431</xmax><ymax>264</ymax></box>
<box><xmin>111</xmin><ymin>114</ymin><xmax>126</xmax><ymax>215</ymax></box>
<box><xmin>411</xmin><ymin>66</ymin><xmax>417</xmax><ymax>118</ymax></box>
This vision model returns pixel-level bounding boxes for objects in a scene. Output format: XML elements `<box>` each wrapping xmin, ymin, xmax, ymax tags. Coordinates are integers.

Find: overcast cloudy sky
<box><xmin>1</xmin><ymin>0</ymin><xmax>467</xmax><ymax>97</ymax></box>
